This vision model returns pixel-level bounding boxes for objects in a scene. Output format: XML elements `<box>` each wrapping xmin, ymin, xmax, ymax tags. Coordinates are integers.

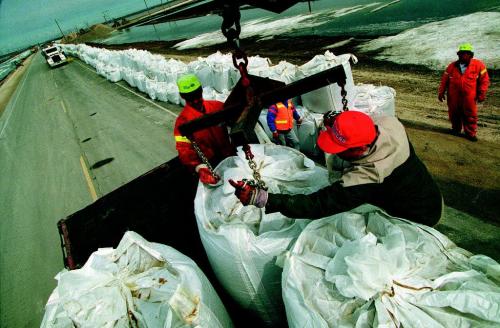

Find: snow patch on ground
<box><xmin>174</xmin><ymin>3</ymin><xmax>379</xmax><ymax>50</ymax></box>
<box><xmin>358</xmin><ymin>12</ymin><xmax>500</xmax><ymax>70</ymax></box>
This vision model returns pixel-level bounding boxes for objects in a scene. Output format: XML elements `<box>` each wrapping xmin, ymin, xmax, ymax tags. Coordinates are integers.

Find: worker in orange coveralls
<box><xmin>173</xmin><ymin>74</ymin><xmax>235</xmax><ymax>185</ymax></box>
<box><xmin>438</xmin><ymin>43</ymin><xmax>490</xmax><ymax>141</ymax></box>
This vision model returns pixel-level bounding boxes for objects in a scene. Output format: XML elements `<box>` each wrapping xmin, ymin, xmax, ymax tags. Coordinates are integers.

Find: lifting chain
<box><xmin>339</xmin><ymin>81</ymin><xmax>349</xmax><ymax>112</ymax></box>
<box><xmin>221</xmin><ymin>2</ymin><xmax>250</xmax><ymax>84</ymax></box>
<box><xmin>323</xmin><ymin>80</ymin><xmax>350</xmax><ymax>128</ymax></box>
<box><xmin>242</xmin><ymin>144</ymin><xmax>267</xmax><ymax>190</ymax></box>
<box><xmin>221</xmin><ymin>3</ymin><xmax>265</xmax><ymax>190</ymax></box>
<box><xmin>191</xmin><ymin>138</ymin><xmax>219</xmax><ymax>180</ymax></box>
<box><xmin>220</xmin><ymin>2</ymin><xmax>241</xmax><ymax>50</ymax></box>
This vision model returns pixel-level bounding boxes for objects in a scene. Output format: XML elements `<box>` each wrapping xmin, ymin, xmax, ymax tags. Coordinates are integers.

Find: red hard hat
<box><xmin>317</xmin><ymin>111</ymin><xmax>377</xmax><ymax>154</ymax></box>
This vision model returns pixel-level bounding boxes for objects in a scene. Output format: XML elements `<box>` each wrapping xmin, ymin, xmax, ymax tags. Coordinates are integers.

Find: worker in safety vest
<box><xmin>174</xmin><ymin>74</ymin><xmax>235</xmax><ymax>185</ymax></box>
<box><xmin>230</xmin><ymin>111</ymin><xmax>443</xmax><ymax>226</ymax></box>
<box><xmin>438</xmin><ymin>43</ymin><xmax>490</xmax><ymax>141</ymax></box>
<box><xmin>267</xmin><ymin>99</ymin><xmax>302</xmax><ymax>150</ymax></box>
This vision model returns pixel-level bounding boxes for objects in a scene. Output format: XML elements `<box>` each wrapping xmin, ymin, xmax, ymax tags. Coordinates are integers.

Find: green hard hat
<box><xmin>177</xmin><ymin>74</ymin><xmax>201</xmax><ymax>94</ymax></box>
<box><xmin>458</xmin><ymin>43</ymin><xmax>473</xmax><ymax>52</ymax></box>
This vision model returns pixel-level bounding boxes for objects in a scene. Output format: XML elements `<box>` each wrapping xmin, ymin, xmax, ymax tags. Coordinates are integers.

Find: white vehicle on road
<box><xmin>42</xmin><ymin>45</ymin><xmax>68</xmax><ymax>68</ymax></box>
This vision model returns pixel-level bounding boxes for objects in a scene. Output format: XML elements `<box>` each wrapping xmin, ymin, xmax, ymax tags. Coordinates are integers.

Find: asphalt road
<box><xmin>0</xmin><ymin>54</ymin><xmax>183</xmax><ymax>327</ymax></box>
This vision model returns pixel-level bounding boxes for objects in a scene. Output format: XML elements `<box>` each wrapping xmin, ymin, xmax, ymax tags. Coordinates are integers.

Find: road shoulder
<box><xmin>0</xmin><ymin>54</ymin><xmax>35</xmax><ymax>118</ymax></box>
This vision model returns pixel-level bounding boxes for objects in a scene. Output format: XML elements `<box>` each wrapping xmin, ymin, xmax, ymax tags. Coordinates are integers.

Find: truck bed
<box><xmin>58</xmin><ymin>157</ymin><xmax>201</xmax><ymax>269</ymax></box>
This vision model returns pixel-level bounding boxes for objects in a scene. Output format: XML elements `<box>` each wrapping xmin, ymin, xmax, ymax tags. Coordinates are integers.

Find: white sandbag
<box><xmin>194</xmin><ymin>144</ymin><xmax>330</xmax><ymax>325</ymax></box>
<box><xmin>252</xmin><ymin>61</ymin><xmax>298</xmax><ymax>84</ymax></box>
<box><xmin>352</xmin><ymin>83</ymin><xmax>396</xmax><ymax>117</ymax></box>
<box><xmin>189</xmin><ymin>61</ymin><xmax>213</xmax><ymax>88</ymax></box>
<box><xmin>300</xmin><ymin>52</ymin><xmax>356</xmax><ymax>113</ymax></box>
<box><xmin>282</xmin><ymin>205</ymin><xmax>500</xmax><ymax>328</ymax></box>
<box><xmin>258</xmin><ymin>108</ymin><xmax>274</xmax><ymax>140</ymax></box>
<box><xmin>165</xmin><ymin>82</ymin><xmax>182</xmax><ymax>105</ymax></box>
<box><xmin>61</xmin><ymin>45</ymin><xmax>392</xmax><ymax>118</ymax></box>
<box><xmin>41</xmin><ymin>231</ymin><xmax>233</xmax><ymax>328</ymax></box>
<box><xmin>295</xmin><ymin>106</ymin><xmax>321</xmax><ymax>156</ymax></box>
<box><xmin>106</xmin><ymin>67</ymin><xmax>122</xmax><ymax>83</ymax></box>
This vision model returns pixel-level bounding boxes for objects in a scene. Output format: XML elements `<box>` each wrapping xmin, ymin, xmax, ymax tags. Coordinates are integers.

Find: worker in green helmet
<box><xmin>438</xmin><ymin>43</ymin><xmax>490</xmax><ymax>141</ymax></box>
<box><xmin>173</xmin><ymin>74</ymin><xmax>235</xmax><ymax>185</ymax></box>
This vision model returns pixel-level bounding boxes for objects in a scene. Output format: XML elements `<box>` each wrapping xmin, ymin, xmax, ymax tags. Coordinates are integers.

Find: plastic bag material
<box><xmin>282</xmin><ymin>205</ymin><xmax>500</xmax><ymax>328</ymax></box>
<box><xmin>352</xmin><ymin>84</ymin><xmax>396</xmax><ymax>117</ymax></box>
<box><xmin>295</xmin><ymin>106</ymin><xmax>321</xmax><ymax>156</ymax></box>
<box><xmin>194</xmin><ymin>144</ymin><xmax>330</xmax><ymax>325</ymax></box>
<box><xmin>41</xmin><ymin>231</ymin><xmax>233</xmax><ymax>328</ymax></box>
<box><xmin>300</xmin><ymin>52</ymin><xmax>356</xmax><ymax>114</ymax></box>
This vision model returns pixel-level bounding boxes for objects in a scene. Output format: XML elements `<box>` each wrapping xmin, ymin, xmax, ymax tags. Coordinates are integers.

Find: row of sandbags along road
<box><xmin>60</xmin><ymin>44</ymin><xmax>395</xmax><ymax>157</ymax></box>
<box><xmin>0</xmin><ymin>49</ymin><xmax>33</xmax><ymax>82</ymax></box>
<box><xmin>42</xmin><ymin>45</ymin><xmax>500</xmax><ymax>327</ymax></box>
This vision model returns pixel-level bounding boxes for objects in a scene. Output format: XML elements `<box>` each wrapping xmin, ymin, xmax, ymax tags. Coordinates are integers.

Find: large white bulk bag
<box><xmin>41</xmin><ymin>231</ymin><xmax>233</xmax><ymax>328</ymax></box>
<box><xmin>300</xmin><ymin>52</ymin><xmax>356</xmax><ymax>114</ymax></box>
<box><xmin>352</xmin><ymin>84</ymin><xmax>396</xmax><ymax>117</ymax></box>
<box><xmin>295</xmin><ymin>106</ymin><xmax>321</xmax><ymax>156</ymax></box>
<box><xmin>189</xmin><ymin>61</ymin><xmax>213</xmax><ymax>88</ymax></box>
<box><xmin>194</xmin><ymin>144</ymin><xmax>330</xmax><ymax>325</ymax></box>
<box><xmin>106</xmin><ymin>67</ymin><xmax>122</xmax><ymax>83</ymax></box>
<box><xmin>282</xmin><ymin>205</ymin><xmax>500</xmax><ymax>328</ymax></box>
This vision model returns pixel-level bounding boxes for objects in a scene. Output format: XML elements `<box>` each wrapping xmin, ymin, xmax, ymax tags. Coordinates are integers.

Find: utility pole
<box><xmin>54</xmin><ymin>19</ymin><xmax>65</xmax><ymax>38</ymax></box>
<box><xmin>143</xmin><ymin>0</ymin><xmax>160</xmax><ymax>41</ymax></box>
<box><xmin>143</xmin><ymin>0</ymin><xmax>150</xmax><ymax>13</ymax></box>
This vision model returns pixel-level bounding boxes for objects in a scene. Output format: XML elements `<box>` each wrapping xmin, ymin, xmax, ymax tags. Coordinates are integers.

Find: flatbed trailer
<box><xmin>56</xmin><ymin>63</ymin><xmax>349</xmax><ymax>327</ymax></box>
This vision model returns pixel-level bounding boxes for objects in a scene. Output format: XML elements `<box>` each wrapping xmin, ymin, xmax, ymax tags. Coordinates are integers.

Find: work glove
<box><xmin>438</xmin><ymin>93</ymin><xmax>445</xmax><ymax>102</ymax></box>
<box><xmin>197</xmin><ymin>165</ymin><xmax>220</xmax><ymax>185</ymax></box>
<box><xmin>477</xmin><ymin>93</ymin><xmax>486</xmax><ymax>102</ymax></box>
<box><xmin>229</xmin><ymin>179</ymin><xmax>268</xmax><ymax>208</ymax></box>
<box><xmin>272</xmin><ymin>131</ymin><xmax>279</xmax><ymax>140</ymax></box>
<box><xmin>297</xmin><ymin>118</ymin><xmax>303</xmax><ymax>126</ymax></box>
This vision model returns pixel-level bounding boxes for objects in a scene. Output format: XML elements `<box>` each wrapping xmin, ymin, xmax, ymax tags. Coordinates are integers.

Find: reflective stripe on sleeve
<box><xmin>175</xmin><ymin>135</ymin><xmax>191</xmax><ymax>143</ymax></box>
<box><xmin>480</xmin><ymin>68</ymin><xmax>487</xmax><ymax>75</ymax></box>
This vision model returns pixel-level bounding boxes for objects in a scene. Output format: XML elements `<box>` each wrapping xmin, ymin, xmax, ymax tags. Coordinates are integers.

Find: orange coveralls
<box><xmin>174</xmin><ymin>100</ymin><xmax>234</xmax><ymax>172</ymax></box>
<box><xmin>439</xmin><ymin>58</ymin><xmax>490</xmax><ymax>137</ymax></box>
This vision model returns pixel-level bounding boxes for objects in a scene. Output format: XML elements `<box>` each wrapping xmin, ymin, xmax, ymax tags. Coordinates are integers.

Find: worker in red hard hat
<box><xmin>230</xmin><ymin>111</ymin><xmax>443</xmax><ymax>226</ymax></box>
<box><xmin>438</xmin><ymin>43</ymin><xmax>490</xmax><ymax>141</ymax></box>
<box><xmin>174</xmin><ymin>74</ymin><xmax>235</xmax><ymax>185</ymax></box>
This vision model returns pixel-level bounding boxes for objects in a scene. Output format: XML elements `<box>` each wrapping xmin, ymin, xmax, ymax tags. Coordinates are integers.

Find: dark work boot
<box><xmin>465</xmin><ymin>135</ymin><xmax>478</xmax><ymax>142</ymax></box>
<box><xmin>449</xmin><ymin>129</ymin><xmax>461</xmax><ymax>136</ymax></box>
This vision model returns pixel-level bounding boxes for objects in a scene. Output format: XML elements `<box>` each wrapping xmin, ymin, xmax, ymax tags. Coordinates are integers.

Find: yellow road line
<box><xmin>79</xmin><ymin>156</ymin><xmax>98</xmax><ymax>201</ymax></box>
<box><xmin>60</xmin><ymin>100</ymin><xmax>67</xmax><ymax>113</ymax></box>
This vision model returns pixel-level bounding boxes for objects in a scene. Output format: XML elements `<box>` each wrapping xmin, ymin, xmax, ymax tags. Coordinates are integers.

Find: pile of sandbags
<box><xmin>61</xmin><ymin>44</ymin><xmax>397</xmax><ymax>122</ymax></box>
<box><xmin>41</xmin><ymin>231</ymin><xmax>233</xmax><ymax>328</ymax></box>
<box><xmin>282</xmin><ymin>205</ymin><xmax>500</xmax><ymax>327</ymax></box>
<box><xmin>194</xmin><ymin>144</ymin><xmax>330</xmax><ymax>325</ymax></box>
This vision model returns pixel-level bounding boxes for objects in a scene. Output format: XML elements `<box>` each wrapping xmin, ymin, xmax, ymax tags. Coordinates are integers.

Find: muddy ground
<box><xmin>3</xmin><ymin>36</ymin><xmax>499</xmax><ymax>258</ymax></box>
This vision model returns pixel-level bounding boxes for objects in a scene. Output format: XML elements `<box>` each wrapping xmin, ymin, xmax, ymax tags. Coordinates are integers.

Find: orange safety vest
<box><xmin>274</xmin><ymin>100</ymin><xmax>294</xmax><ymax>131</ymax></box>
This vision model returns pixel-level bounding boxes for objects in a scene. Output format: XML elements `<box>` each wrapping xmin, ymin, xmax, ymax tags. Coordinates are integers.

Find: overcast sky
<box><xmin>0</xmin><ymin>0</ymin><xmax>165</xmax><ymax>55</ymax></box>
